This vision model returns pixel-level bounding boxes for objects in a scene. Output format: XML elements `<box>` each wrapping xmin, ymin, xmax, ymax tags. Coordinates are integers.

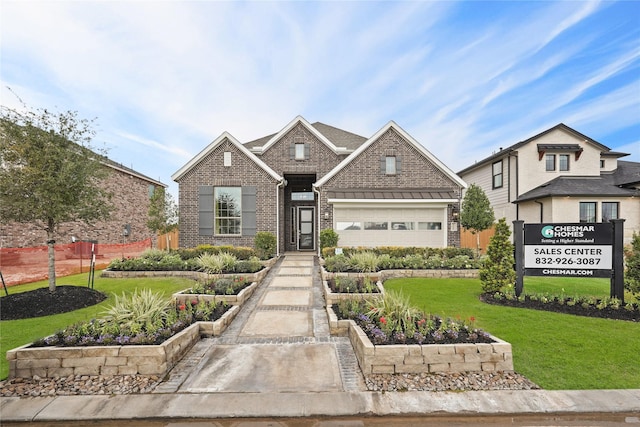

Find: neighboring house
<box><xmin>0</xmin><ymin>158</ymin><xmax>166</xmax><ymax>248</ymax></box>
<box><xmin>458</xmin><ymin>123</ymin><xmax>639</xmax><ymax>243</ymax></box>
<box><xmin>172</xmin><ymin>116</ymin><xmax>466</xmax><ymax>253</ymax></box>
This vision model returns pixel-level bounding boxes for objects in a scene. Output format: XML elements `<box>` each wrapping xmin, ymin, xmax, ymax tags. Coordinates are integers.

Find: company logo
<box><xmin>541</xmin><ymin>226</ymin><xmax>554</xmax><ymax>238</ymax></box>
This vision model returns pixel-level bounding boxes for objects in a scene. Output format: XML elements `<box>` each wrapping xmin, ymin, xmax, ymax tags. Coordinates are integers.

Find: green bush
<box><xmin>324</xmin><ymin>254</ymin><xmax>351</xmax><ymax>272</ymax></box>
<box><xmin>349</xmin><ymin>251</ymin><xmax>380</xmax><ymax>273</ymax></box>
<box><xmin>320</xmin><ymin>229</ymin><xmax>339</xmax><ymax>250</ymax></box>
<box><xmin>625</xmin><ymin>233</ymin><xmax>640</xmax><ymax>298</ymax></box>
<box><xmin>254</xmin><ymin>231</ymin><xmax>277</xmax><ymax>260</ymax></box>
<box><xmin>479</xmin><ymin>218</ymin><xmax>515</xmax><ymax>293</ymax></box>
<box><xmin>234</xmin><ymin>256</ymin><xmax>263</xmax><ymax>273</ymax></box>
<box><xmin>101</xmin><ymin>289</ymin><xmax>171</xmax><ymax>335</ymax></box>
<box><xmin>196</xmin><ymin>252</ymin><xmax>238</xmax><ymax>274</ymax></box>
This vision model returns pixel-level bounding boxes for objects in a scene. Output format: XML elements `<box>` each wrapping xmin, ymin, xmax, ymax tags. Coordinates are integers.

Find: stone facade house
<box><xmin>173</xmin><ymin>116</ymin><xmax>466</xmax><ymax>253</ymax></box>
<box><xmin>458</xmin><ymin>123</ymin><xmax>639</xmax><ymax>243</ymax></box>
<box><xmin>0</xmin><ymin>158</ymin><xmax>166</xmax><ymax>248</ymax></box>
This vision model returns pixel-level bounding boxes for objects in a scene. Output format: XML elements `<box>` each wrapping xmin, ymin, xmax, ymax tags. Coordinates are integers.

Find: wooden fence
<box><xmin>157</xmin><ymin>230</ymin><xmax>179</xmax><ymax>250</ymax></box>
<box><xmin>460</xmin><ymin>226</ymin><xmax>495</xmax><ymax>255</ymax></box>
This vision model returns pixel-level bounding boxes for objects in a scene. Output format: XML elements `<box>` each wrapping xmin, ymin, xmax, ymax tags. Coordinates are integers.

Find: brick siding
<box><xmin>0</xmin><ymin>166</ymin><xmax>161</xmax><ymax>248</ymax></box>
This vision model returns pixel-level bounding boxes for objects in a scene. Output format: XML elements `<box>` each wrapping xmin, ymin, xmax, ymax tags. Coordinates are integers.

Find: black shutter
<box><xmin>396</xmin><ymin>156</ymin><xmax>401</xmax><ymax>174</ymax></box>
<box><xmin>289</xmin><ymin>143</ymin><xmax>295</xmax><ymax>159</ymax></box>
<box><xmin>198</xmin><ymin>186</ymin><xmax>214</xmax><ymax>236</ymax></box>
<box><xmin>380</xmin><ymin>156</ymin><xmax>386</xmax><ymax>174</ymax></box>
<box><xmin>242</xmin><ymin>186</ymin><xmax>257</xmax><ymax>236</ymax></box>
<box><xmin>304</xmin><ymin>143</ymin><xmax>310</xmax><ymax>159</ymax></box>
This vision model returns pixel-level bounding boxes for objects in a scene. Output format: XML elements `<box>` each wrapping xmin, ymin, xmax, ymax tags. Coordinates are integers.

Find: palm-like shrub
<box><xmin>101</xmin><ymin>289</ymin><xmax>171</xmax><ymax>334</ymax></box>
<box><xmin>349</xmin><ymin>251</ymin><xmax>379</xmax><ymax>273</ymax></box>
<box><xmin>196</xmin><ymin>252</ymin><xmax>238</xmax><ymax>274</ymax></box>
<box><xmin>367</xmin><ymin>290</ymin><xmax>422</xmax><ymax>334</ymax></box>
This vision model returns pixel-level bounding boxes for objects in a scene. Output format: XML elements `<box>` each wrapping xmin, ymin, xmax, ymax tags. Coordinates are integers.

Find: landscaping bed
<box><xmin>7</xmin><ymin>305</ymin><xmax>239</xmax><ymax>379</ymax></box>
<box><xmin>327</xmin><ymin>306</ymin><xmax>513</xmax><ymax>375</ymax></box>
<box><xmin>482</xmin><ymin>292</ymin><xmax>640</xmax><ymax>322</ymax></box>
<box><xmin>0</xmin><ymin>286</ymin><xmax>107</xmax><ymax>321</ymax></box>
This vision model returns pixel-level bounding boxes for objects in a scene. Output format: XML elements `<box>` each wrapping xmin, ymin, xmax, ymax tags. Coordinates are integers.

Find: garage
<box><xmin>331</xmin><ymin>202</ymin><xmax>451</xmax><ymax>248</ymax></box>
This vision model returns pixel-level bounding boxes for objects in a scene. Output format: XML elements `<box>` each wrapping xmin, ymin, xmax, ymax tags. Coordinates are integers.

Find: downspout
<box><xmin>534</xmin><ymin>200</ymin><xmax>543</xmax><ymax>223</ymax></box>
<box><xmin>313</xmin><ymin>185</ymin><xmax>321</xmax><ymax>257</ymax></box>
<box><xmin>276</xmin><ymin>179</ymin><xmax>286</xmax><ymax>256</ymax></box>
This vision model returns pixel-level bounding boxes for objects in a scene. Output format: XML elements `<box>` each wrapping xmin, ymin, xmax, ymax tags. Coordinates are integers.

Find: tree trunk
<box><xmin>476</xmin><ymin>232</ymin><xmax>481</xmax><ymax>258</ymax></box>
<box><xmin>47</xmin><ymin>229</ymin><xmax>56</xmax><ymax>292</ymax></box>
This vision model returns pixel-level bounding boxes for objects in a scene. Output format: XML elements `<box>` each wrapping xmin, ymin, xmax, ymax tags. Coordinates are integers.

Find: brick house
<box><xmin>458</xmin><ymin>123</ymin><xmax>639</xmax><ymax>243</ymax></box>
<box><xmin>0</xmin><ymin>158</ymin><xmax>166</xmax><ymax>248</ymax></box>
<box><xmin>173</xmin><ymin>116</ymin><xmax>466</xmax><ymax>253</ymax></box>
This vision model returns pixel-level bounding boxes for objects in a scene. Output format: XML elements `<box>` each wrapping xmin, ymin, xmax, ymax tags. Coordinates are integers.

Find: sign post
<box><xmin>514</xmin><ymin>220</ymin><xmax>624</xmax><ymax>302</ymax></box>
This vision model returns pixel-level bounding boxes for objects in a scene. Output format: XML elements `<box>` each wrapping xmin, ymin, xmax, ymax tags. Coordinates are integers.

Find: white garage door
<box><xmin>334</xmin><ymin>206</ymin><xmax>448</xmax><ymax>247</ymax></box>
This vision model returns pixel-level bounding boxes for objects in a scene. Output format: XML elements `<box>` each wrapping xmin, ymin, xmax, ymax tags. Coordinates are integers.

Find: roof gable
<box><xmin>315</xmin><ymin>121</ymin><xmax>466</xmax><ymax>188</ymax></box>
<box><xmin>249</xmin><ymin>116</ymin><xmax>351</xmax><ymax>155</ymax></box>
<box><xmin>458</xmin><ymin>123</ymin><xmax>615</xmax><ymax>175</ymax></box>
<box><xmin>171</xmin><ymin>131</ymin><xmax>282</xmax><ymax>182</ymax></box>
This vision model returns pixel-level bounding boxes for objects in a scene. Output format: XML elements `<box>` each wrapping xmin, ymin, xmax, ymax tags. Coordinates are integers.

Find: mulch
<box><xmin>0</xmin><ymin>286</ymin><xmax>107</xmax><ymax>321</ymax></box>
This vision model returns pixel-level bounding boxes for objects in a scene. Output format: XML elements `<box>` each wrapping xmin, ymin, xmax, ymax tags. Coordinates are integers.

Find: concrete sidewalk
<box><xmin>1</xmin><ymin>253</ymin><xmax>639</xmax><ymax>423</ymax></box>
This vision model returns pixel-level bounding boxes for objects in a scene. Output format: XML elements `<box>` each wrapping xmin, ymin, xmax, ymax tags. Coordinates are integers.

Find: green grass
<box><xmin>384</xmin><ymin>277</ymin><xmax>640</xmax><ymax>390</ymax></box>
<box><xmin>0</xmin><ymin>272</ymin><xmax>195</xmax><ymax>380</ymax></box>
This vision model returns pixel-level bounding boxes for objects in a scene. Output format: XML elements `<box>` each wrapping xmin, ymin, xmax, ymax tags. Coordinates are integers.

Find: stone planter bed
<box><xmin>326</xmin><ymin>306</ymin><xmax>513</xmax><ymax>375</ymax></box>
<box><xmin>101</xmin><ymin>265</ymin><xmax>271</xmax><ymax>284</ymax></box>
<box><xmin>173</xmin><ymin>281</ymin><xmax>258</xmax><ymax>306</ymax></box>
<box><xmin>321</xmin><ymin>267</ymin><xmax>479</xmax><ymax>282</ymax></box>
<box><xmin>322</xmin><ymin>280</ymin><xmax>384</xmax><ymax>306</ymax></box>
<box><xmin>6</xmin><ymin>305</ymin><xmax>240</xmax><ymax>380</ymax></box>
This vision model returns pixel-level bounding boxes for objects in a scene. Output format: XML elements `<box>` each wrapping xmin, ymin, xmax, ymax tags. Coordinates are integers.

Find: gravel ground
<box><xmin>366</xmin><ymin>371</ymin><xmax>540</xmax><ymax>392</ymax></box>
<box><xmin>0</xmin><ymin>371</ymin><xmax>538</xmax><ymax>397</ymax></box>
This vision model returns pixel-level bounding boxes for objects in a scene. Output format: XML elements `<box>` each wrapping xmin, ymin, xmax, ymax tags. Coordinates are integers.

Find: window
<box><xmin>295</xmin><ymin>143</ymin><xmax>305</xmax><ymax>160</ymax></box>
<box><xmin>600</xmin><ymin>160</ymin><xmax>605</xmax><ymax>168</ymax></box>
<box><xmin>418</xmin><ymin>222</ymin><xmax>442</xmax><ymax>230</ymax></box>
<box><xmin>385</xmin><ymin>156</ymin><xmax>397</xmax><ymax>175</ymax></box>
<box><xmin>291</xmin><ymin>192</ymin><xmax>314</xmax><ymax>201</ymax></box>
<box><xmin>545</xmin><ymin>154</ymin><xmax>556</xmax><ymax>171</ymax></box>
<box><xmin>602</xmin><ymin>202</ymin><xmax>619</xmax><ymax>222</ymax></box>
<box><xmin>364</xmin><ymin>222</ymin><xmax>388</xmax><ymax>230</ymax></box>
<box><xmin>336</xmin><ymin>222</ymin><xmax>361</xmax><ymax>230</ymax></box>
<box><xmin>391</xmin><ymin>221</ymin><xmax>414</xmax><ymax>230</ymax></box>
<box><xmin>215</xmin><ymin>187</ymin><xmax>241</xmax><ymax>235</ymax></box>
<box><xmin>148</xmin><ymin>184</ymin><xmax>155</xmax><ymax>199</ymax></box>
<box><xmin>559</xmin><ymin>154</ymin><xmax>569</xmax><ymax>171</ymax></box>
<box><xmin>223</xmin><ymin>152</ymin><xmax>231</xmax><ymax>167</ymax></box>
<box><xmin>579</xmin><ymin>202</ymin><xmax>596</xmax><ymax>223</ymax></box>
<box><xmin>492</xmin><ymin>160</ymin><xmax>503</xmax><ymax>189</ymax></box>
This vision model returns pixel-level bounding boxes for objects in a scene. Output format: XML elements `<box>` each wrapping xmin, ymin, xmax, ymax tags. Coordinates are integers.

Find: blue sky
<box><xmin>2</xmin><ymin>1</ymin><xmax>638</xmax><ymax>198</ymax></box>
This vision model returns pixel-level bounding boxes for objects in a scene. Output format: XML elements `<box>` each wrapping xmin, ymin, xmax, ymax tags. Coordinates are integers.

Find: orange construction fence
<box><xmin>0</xmin><ymin>239</ymin><xmax>152</xmax><ymax>287</ymax></box>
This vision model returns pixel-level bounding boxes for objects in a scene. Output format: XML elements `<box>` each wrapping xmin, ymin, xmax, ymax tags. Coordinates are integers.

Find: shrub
<box><xmin>140</xmin><ymin>248</ymin><xmax>169</xmax><ymax>261</ymax></box>
<box><xmin>349</xmin><ymin>251</ymin><xmax>380</xmax><ymax>273</ymax></box>
<box><xmin>324</xmin><ymin>254</ymin><xmax>351</xmax><ymax>272</ymax></box>
<box><xmin>479</xmin><ymin>218</ymin><xmax>515</xmax><ymax>294</ymax></box>
<box><xmin>367</xmin><ymin>290</ymin><xmax>423</xmax><ymax>336</ymax></box>
<box><xmin>234</xmin><ymin>256</ymin><xmax>263</xmax><ymax>273</ymax></box>
<box><xmin>101</xmin><ymin>289</ymin><xmax>171</xmax><ymax>334</ymax></box>
<box><xmin>401</xmin><ymin>254</ymin><xmax>426</xmax><ymax>269</ymax></box>
<box><xmin>254</xmin><ymin>231</ymin><xmax>277</xmax><ymax>260</ymax></box>
<box><xmin>625</xmin><ymin>233</ymin><xmax>640</xmax><ymax>299</ymax></box>
<box><xmin>196</xmin><ymin>252</ymin><xmax>238</xmax><ymax>274</ymax></box>
<box><xmin>320</xmin><ymin>229</ymin><xmax>339</xmax><ymax>250</ymax></box>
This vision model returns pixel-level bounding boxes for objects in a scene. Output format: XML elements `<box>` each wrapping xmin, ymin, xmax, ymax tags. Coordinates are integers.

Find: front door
<box><xmin>297</xmin><ymin>207</ymin><xmax>315</xmax><ymax>250</ymax></box>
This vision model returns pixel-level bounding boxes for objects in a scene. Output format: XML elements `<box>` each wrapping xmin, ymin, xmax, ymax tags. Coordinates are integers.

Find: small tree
<box><xmin>147</xmin><ymin>186</ymin><xmax>178</xmax><ymax>249</ymax></box>
<box><xmin>479</xmin><ymin>218</ymin><xmax>516</xmax><ymax>294</ymax></box>
<box><xmin>1</xmin><ymin>101</ymin><xmax>114</xmax><ymax>292</ymax></box>
<box><xmin>625</xmin><ymin>233</ymin><xmax>640</xmax><ymax>299</ymax></box>
<box><xmin>460</xmin><ymin>183</ymin><xmax>495</xmax><ymax>256</ymax></box>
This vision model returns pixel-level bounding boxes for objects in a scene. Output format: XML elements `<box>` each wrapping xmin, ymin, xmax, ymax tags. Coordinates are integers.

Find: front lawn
<box><xmin>384</xmin><ymin>277</ymin><xmax>640</xmax><ymax>390</ymax></box>
<box><xmin>0</xmin><ymin>272</ymin><xmax>194</xmax><ymax>379</ymax></box>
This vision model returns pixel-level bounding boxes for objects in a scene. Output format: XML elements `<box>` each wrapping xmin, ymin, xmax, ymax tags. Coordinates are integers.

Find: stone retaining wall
<box><xmin>321</xmin><ymin>267</ymin><xmax>479</xmax><ymax>282</ymax></box>
<box><xmin>322</xmin><ymin>280</ymin><xmax>384</xmax><ymax>306</ymax></box>
<box><xmin>173</xmin><ymin>281</ymin><xmax>258</xmax><ymax>306</ymax></box>
<box><xmin>6</xmin><ymin>306</ymin><xmax>239</xmax><ymax>379</ymax></box>
<box><xmin>101</xmin><ymin>265</ymin><xmax>272</xmax><ymax>283</ymax></box>
<box><xmin>326</xmin><ymin>306</ymin><xmax>513</xmax><ymax>375</ymax></box>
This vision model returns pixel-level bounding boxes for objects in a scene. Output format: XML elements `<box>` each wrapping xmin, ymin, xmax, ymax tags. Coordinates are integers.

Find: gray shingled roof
<box><xmin>514</xmin><ymin>164</ymin><xmax>640</xmax><ymax>203</ymax></box>
<box><xmin>327</xmin><ymin>188</ymin><xmax>458</xmax><ymax>200</ymax></box>
<box><xmin>243</xmin><ymin>121</ymin><xmax>367</xmax><ymax>150</ymax></box>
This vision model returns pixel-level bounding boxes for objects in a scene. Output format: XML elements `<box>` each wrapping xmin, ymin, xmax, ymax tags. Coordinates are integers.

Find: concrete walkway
<box><xmin>2</xmin><ymin>253</ymin><xmax>640</xmax><ymax>424</ymax></box>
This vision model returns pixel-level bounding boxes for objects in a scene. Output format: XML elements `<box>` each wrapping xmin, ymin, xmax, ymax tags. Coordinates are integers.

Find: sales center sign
<box><xmin>524</xmin><ymin>223</ymin><xmax>613</xmax><ymax>278</ymax></box>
